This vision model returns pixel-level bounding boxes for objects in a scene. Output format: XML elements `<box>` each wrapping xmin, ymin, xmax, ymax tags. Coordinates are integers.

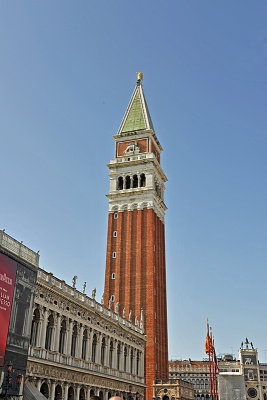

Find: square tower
<box><xmin>104</xmin><ymin>75</ymin><xmax>168</xmax><ymax>399</ymax></box>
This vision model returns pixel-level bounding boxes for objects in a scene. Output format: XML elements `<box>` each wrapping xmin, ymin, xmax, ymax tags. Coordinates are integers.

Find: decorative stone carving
<box><xmin>91</xmin><ymin>288</ymin><xmax>96</xmax><ymax>300</ymax></box>
<box><xmin>108</xmin><ymin>297</ymin><xmax>113</xmax><ymax>309</ymax></box>
<box><xmin>115</xmin><ymin>302</ymin><xmax>119</xmax><ymax>313</ymax></box>
<box><xmin>72</xmin><ymin>276</ymin><xmax>77</xmax><ymax>288</ymax></box>
<box><xmin>124</xmin><ymin>142</ymin><xmax>140</xmax><ymax>155</ymax></box>
<box><xmin>140</xmin><ymin>308</ymin><xmax>144</xmax><ymax>330</ymax></box>
<box><xmin>82</xmin><ymin>282</ymin><xmax>86</xmax><ymax>294</ymax></box>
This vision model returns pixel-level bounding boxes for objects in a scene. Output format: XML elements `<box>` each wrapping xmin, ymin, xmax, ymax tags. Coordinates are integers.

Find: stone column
<box><xmin>54</xmin><ymin>314</ymin><xmax>61</xmax><ymax>352</ymax></box>
<box><xmin>85</xmin><ymin>329</ymin><xmax>90</xmax><ymax>361</ymax></box>
<box><xmin>50</xmin><ymin>312</ymin><xmax>57</xmax><ymax>352</ymax></box>
<box><xmin>50</xmin><ymin>381</ymin><xmax>56</xmax><ymax>400</ymax></box>
<box><xmin>40</xmin><ymin>308</ymin><xmax>48</xmax><ymax>348</ymax></box>
<box><xmin>104</xmin><ymin>336</ymin><xmax>110</xmax><ymax>367</ymax></box>
<box><xmin>75</xmin><ymin>385</ymin><xmax>80</xmax><ymax>400</ymax></box>
<box><xmin>140</xmin><ymin>350</ymin><xmax>144</xmax><ymax>377</ymax></box>
<box><xmin>88</xmin><ymin>329</ymin><xmax>93</xmax><ymax>361</ymax></box>
<box><xmin>133</xmin><ymin>349</ymin><xmax>137</xmax><ymax>376</ymax></box>
<box><xmin>96</xmin><ymin>332</ymin><xmax>102</xmax><ymax>364</ymax></box>
<box><xmin>78</xmin><ymin>324</ymin><xmax>84</xmax><ymax>359</ymax></box>
<box><xmin>64</xmin><ymin>383</ymin><xmax>69</xmax><ymax>400</ymax></box>
<box><xmin>67</xmin><ymin>319</ymin><xmax>73</xmax><ymax>356</ymax></box>
<box><xmin>86</xmin><ymin>387</ymin><xmax>91</xmax><ymax>400</ymax></box>
<box><xmin>36</xmin><ymin>318</ymin><xmax>42</xmax><ymax>348</ymax></box>
<box><xmin>126</xmin><ymin>345</ymin><xmax>130</xmax><ymax>373</ymax></box>
<box><xmin>36</xmin><ymin>379</ymin><xmax>41</xmax><ymax>391</ymax></box>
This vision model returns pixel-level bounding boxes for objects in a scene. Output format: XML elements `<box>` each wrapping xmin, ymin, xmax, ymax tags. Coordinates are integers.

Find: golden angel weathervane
<box><xmin>136</xmin><ymin>72</ymin><xmax>143</xmax><ymax>81</ymax></box>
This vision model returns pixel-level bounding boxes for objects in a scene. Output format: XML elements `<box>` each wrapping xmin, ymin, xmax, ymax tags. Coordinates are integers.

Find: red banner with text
<box><xmin>0</xmin><ymin>253</ymin><xmax>17</xmax><ymax>366</ymax></box>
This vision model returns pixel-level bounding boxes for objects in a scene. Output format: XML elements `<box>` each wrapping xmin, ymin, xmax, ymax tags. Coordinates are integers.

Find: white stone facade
<box><xmin>26</xmin><ymin>268</ymin><xmax>146</xmax><ymax>400</ymax></box>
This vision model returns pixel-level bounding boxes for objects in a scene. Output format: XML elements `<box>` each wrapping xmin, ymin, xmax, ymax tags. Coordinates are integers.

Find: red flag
<box><xmin>205</xmin><ymin>331</ymin><xmax>214</xmax><ymax>354</ymax></box>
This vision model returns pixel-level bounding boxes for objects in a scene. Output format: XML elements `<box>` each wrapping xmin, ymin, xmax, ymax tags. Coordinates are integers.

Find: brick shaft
<box><xmin>104</xmin><ymin>208</ymin><xmax>168</xmax><ymax>399</ymax></box>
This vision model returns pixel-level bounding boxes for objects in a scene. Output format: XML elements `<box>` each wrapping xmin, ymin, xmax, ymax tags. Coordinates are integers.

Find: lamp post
<box><xmin>0</xmin><ymin>362</ymin><xmax>23</xmax><ymax>399</ymax></box>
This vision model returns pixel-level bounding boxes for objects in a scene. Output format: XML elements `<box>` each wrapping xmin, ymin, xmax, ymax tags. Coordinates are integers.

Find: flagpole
<box><xmin>212</xmin><ymin>335</ymin><xmax>216</xmax><ymax>399</ymax></box>
<box><xmin>213</xmin><ymin>335</ymin><xmax>218</xmax><ymax>399</ymax></box>
<box><xmin>210</xmin><ymin>327</ymin><xmax>215</xmax><ymax>399</ymax></box>
<box><xmin>207</xmin><ymin>319</ymin><xmax>213</xmax><ymax>399</ymax></box>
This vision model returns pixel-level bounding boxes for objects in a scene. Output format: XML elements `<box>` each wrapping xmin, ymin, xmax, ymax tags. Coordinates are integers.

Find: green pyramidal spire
<box><xmin>118</xmin><ymin>73</ymin><xmax>154</xmax><ymax>134</ymax></box>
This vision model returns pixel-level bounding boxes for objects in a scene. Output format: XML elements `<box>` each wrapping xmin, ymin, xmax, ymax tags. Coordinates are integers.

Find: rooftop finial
<box><xmin>136</xmin><ymin>71</ymin><xmax>143</xmax><ymax>81</ymax></box>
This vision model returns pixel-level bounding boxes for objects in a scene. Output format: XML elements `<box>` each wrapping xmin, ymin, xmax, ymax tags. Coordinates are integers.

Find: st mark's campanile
<box><xmin>104</xmin><ymin>74</ymin><xmax>168</xmax><ymax>399</ymax></box>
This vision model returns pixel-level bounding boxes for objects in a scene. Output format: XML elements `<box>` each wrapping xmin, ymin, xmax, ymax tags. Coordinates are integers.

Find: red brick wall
<box><xmin>104</xmin><ymin>208</ymin><xmax>168</xmax><ymax>399</ymax></box>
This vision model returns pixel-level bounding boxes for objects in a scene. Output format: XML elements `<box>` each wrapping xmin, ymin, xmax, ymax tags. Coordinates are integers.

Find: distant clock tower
<box><xmin>104</xmin><ymin>74</ymin><xmax>169</xmax><ymax>399</ymax></box>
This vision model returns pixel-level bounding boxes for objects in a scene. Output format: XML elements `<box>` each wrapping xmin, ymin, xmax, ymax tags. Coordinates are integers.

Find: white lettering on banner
<box><xmin>0</xmin><ymin>273</ymin><xmax>13</xmax><ymax>285</ymax></box>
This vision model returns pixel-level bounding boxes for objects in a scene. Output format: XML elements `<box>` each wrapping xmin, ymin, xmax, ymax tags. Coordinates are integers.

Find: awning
<box><xmin>24</xmin><ymin>382</ymin><xmax>48</xmax><ymax>400</ymax></box>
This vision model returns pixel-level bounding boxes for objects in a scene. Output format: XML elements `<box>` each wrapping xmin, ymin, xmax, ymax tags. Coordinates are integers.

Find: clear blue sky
<box><xmin>1</xmin><ymin>1</ymin><xmax>266</xmax><ymax>362</ymax></box>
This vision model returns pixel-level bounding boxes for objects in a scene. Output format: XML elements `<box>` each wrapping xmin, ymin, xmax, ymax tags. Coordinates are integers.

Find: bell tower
<box><xmin>104</xmin><ymin>74</ymin><xmax>168</xmax><ymax>398</ymax></box>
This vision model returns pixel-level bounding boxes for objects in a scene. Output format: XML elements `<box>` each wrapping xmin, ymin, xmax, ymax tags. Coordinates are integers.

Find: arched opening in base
<box><xmin>55</xmin><ymin>384</ymin><xmax>62</xmax><ymax>400</ymax></box>
<box><xmin>40</xmin><ymin>383</ymin><xmax>49</xmax><ymax>399</ymax></box>
<box><xmin>68</xmin><ymin>386</ymin><xmax>74</xmax><ymax>400</ymax></box>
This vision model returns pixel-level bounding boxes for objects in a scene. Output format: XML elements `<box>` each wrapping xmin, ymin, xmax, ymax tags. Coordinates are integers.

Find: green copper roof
<box><xmin>118</xmin><ymin>81</ymin><xmax>154</xmax><ymax>134</ymax></box>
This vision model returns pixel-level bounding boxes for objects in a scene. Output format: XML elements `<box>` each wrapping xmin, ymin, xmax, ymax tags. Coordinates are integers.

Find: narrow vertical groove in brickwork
<box><xmin>135</xmin><ymin>210</ymin><xmax>142</xmax><ymax>320</ymax></box>
<box><xmin>124</xmin><ymin>211</ymin><xmax>132</xmax><ymax>314</ymax></box>
<box><xmin>130</xmin><ymin>209</ymin><xmax>137</xmax><ymax>317</ymax></box>
<box><xmin>120</xmin><ymin>212</ymin><xmax>127</xmax><ymax>308</ymax></box>
<box><xmin>115</xmin><ymin>212</ymin><xmax>123</xmax><ymax>310</ymax></box>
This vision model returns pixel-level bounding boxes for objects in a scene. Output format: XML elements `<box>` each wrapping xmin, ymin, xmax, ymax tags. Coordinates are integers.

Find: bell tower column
<box><xmin>104</xmin><ymin>74</ymin><xmax>168</xmax><ymax>399</ymax></box>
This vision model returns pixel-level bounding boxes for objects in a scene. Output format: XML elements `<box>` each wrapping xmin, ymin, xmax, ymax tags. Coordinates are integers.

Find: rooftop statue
<box><xmin>72</xmin><ymin>275</ymin><xmax>77</xmax><ymax>288</ymax></box>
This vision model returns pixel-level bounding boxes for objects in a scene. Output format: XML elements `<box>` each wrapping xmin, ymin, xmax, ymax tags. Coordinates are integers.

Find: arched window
<box><xmin>40</xmin><ymin>382</ymin><xmax>49</xmax><ymax>398</ymax></box>
<box><xmin>117</xmin><ymin>177</ymin><xmax>123</xmax><ymax>190</ymax></box>
<box><xmin>140</xmin><ymin>174</ymin><xmax>146</xmax><ymax>187</ymax></box>
<box><xmin>133</xmin><ymin>175</ymin><xmax>138</xmax><ymax>188</ymax></box>
<box><xmin>68</xmin><ymin>386</ymin><xmax>74</xmax><ymax>400</ymax></box>
<box><xmin>109</xmin><ymin>341</ymin><xmax>114</xmax><ymax>368</ymax></box>
<box><xmin>130</xmin><ymin>349</ymin><xmax>134</xmax><ymax>374</ymax></box>
<box><xmin>124</xmin><ymin>346</ymin><xmax>127</xmax><ymax>371</ymax></box>
<box><xmin>71</xmin><ymin>324</ymin><xmax>78</xmax><ymax>357</ymax></box>
<box><xmin>79</xmin><ymin>388</ymin><xmax>85</xmax><ymax>400</ymax></box>
<box><xmin>125</xmin><ymin>176</ymin><xmax>131</xmax><ymax>189</ymax></box>
<box><xmin>82</xmin><ymin>329</ymin><xmax>87</xmax><ymax>360</ymax></box>
<box><xmin>31</xmin><ymin>308</ymin><xmax>40</xmax><ymax>346</ymax></box>
<box><xmin>99</xmin><ymin>391</ymin><xmax>103</xmax><ymax>400</ymax></box>
<box><xmin>101</xmin><ymin>337</ymin><xmax>106</xmax><ymax>365</ymax></box>
<box><xmin>59</xmin><ymin>318</ymin><xmax>66</xmax><ymax>354</ymax></box>
<box><xmin>136</xmin><ymin>351</ymin><xmax>140</xmax><ymax>375</ymax></box>
<box><xmin>117</xmin><ymin>343</ymin><xmax>121</xmax><ymax>370</ymax></box>
<box><xmin>45</xmin><ymin>314</ymin><xmax>54</xmax><ymax>350</ymax></box>
<box><xmin>55</xmin><ymin>385</ymin><xmax>62</xmax><ymax>400</ymax></box>
<box><xmin>92</xmin><ymin>334</ymin><xmax>97</xmax><ymax>362</ymax></box>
